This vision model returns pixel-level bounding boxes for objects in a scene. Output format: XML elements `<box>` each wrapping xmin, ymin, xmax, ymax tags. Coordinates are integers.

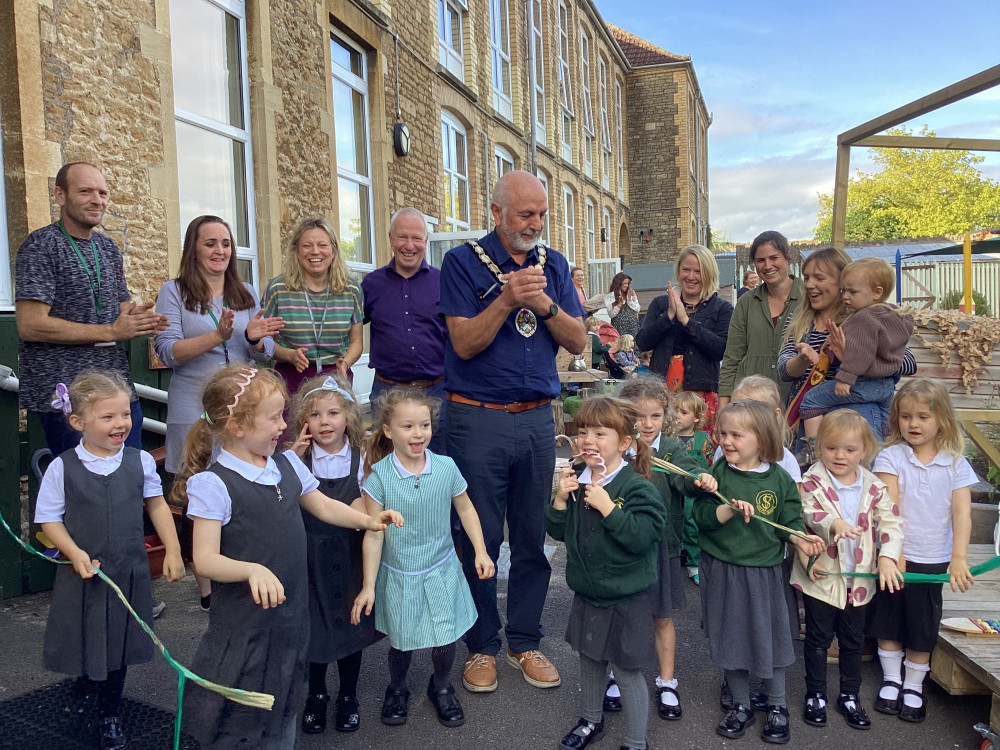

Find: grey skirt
<box><xmin>565</xmin><ymin>592</ymin><xmax>654</xmax><ymax>670</ymax></box>
<box><xmin>650</xmin><ymin>547</ymin><xmax>686</xmax><ymax>617</ymax></box>
<box><xmin>699</xmin><ymin>553</ymin><xmax>795</xmax><ymax>678</ymax></box>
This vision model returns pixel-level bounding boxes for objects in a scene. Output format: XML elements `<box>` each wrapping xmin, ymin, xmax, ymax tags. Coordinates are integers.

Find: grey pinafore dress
<box><xmin>183</xmin><ymin>454</ymin><xmax>309</xmax><ymax>749</ymax></box>
<box><xmin>304</xmin><ymin>448</ymin><xmax>378</xmax><ymax>663</ymax></box>
<box><xmin>43</xmin><ymin>447</ymin><xmax>154</xmax><ymax>681</ymax></box>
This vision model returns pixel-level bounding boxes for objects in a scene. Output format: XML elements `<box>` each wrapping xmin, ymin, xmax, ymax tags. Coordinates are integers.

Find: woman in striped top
<box><xmin>263</xmin><ymin>217</ymin><xmax>363</xmax><ymax>396</ymax></box>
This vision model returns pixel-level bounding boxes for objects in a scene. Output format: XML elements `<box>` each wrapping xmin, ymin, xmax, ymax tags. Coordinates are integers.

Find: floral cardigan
<box><xmin>790</xmin><ymin>462</ymin><xmax>903</xmax><ymax>609</ymax></box>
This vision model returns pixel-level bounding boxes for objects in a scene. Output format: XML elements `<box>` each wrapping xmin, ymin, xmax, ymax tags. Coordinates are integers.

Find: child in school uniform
<box><xmin>695</xmin><ymin>400</ymin><xmax>824</xmax><ymax>744</ymax></box>
<box><xmin>867</xmin><ymin>378</ymin><xmax>976</xmax><ymax>723</ymax></box>
<box><xmin>353</xmin><ymin>387</ymin><xmax>494</xmax><ymax>729</ymax></box>
<box><xmin>289</xmin><ymin>374</ymin><xmax>378</xmax><ymax>735</ymax></box>
<box><xmin>176</xmin><ymin>366</ymin><xmax>401</xmax><ymax>749</ymax></box>
<box><xmin>36</xmin><ymin>371</ymin><xmax>184</xmax><ymax>750</ymax></box>
<box><xmin>791</xmin><ymin>409</ymin><xmax>903</xmax><ymax>730</ymax></box>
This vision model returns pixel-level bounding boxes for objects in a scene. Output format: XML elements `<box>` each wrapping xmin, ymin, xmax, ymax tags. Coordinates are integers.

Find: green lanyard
<box><xmin>59</xmin><ymin>221</ymin><xmax>102</xmax><ymax>313</ymax></box>
<box><xmin>207</xmin><ymin>300</ymin><xmax>230</xmax><ymax>364</ymax></box>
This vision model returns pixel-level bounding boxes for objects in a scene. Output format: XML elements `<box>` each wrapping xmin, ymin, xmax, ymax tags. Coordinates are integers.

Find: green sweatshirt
<box><xmin>693</xmin><ymin>460</ymin><xmax>805</xmax><ymax>568</ymax></box>
<box><xmin>651</xmin><ymin>436</ymin><xmax>703</xmax><ymax>557</ymax></box>
<box><xmin>546</xmin><ymin>463</ymin><xmax>666</xmax><ymax>607</ymax></box>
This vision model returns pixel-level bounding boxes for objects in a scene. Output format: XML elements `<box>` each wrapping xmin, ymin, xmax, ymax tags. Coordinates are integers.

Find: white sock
<box><xmin>838</xmin><ymin>693</ymin><xmax>856</xmax><ymax>710</ymax></box>
<box><xmin>878</xmin><ymin>648</ymin><xmax>903</xmax><ymax>699</ymax></box>
<box><xmin>655</xmin><ymin>676</ymin><xmax>679</xmax><ymax>706</ymax></box>
<box><xmin>808</xmin><ymin>695</ymin><xmax>827</xmax><ymax>708</ymax></box>
<box><xmin>687</xmin><ymin>566</ymin><xmax>698</xmax><ymax>577</ymax></box>
<box><xmin>605</xmin><ymin>671</ymin><xmax>620</xmax><ymax>698</ymax></box>
<box><xmin>902</xmin><ymin>659</ymin><xmax>930</xmax><ymax>708</ymax></box>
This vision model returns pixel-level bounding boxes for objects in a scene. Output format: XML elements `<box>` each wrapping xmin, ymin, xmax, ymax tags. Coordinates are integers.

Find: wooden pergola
<box><xmin>830</xmin><ymin>63</ymin><xmax>1000</xmax><ymax>249</ymax></box>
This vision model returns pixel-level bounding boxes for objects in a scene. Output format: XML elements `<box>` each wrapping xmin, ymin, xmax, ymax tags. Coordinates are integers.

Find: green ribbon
<box><xmin>807</xmin><ymin>553</ymin><xmax>1000</xmax><ymax>583</ymax></box>
<box><xmin>0</xmin><ymin>514</ymin><xmax>273</xmax><ymax>750</ymax></box>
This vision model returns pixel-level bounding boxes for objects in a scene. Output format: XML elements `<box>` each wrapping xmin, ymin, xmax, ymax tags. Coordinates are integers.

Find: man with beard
<box><xmin>439</xmin><ymin>170</ymin><xmax>586</xmax><ymax>694</ymax></box>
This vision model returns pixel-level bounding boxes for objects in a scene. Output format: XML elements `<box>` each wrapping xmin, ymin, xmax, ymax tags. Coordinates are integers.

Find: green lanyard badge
<box><xmin>59</xmin><ymin>221</ymin><xmax>102</xmax><ymax>314</ymax></box>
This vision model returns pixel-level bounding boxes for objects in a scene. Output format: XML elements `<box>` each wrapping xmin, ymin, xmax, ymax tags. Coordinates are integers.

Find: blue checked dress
<box><xmin>365</xmin><ymin>451</ymin><xmax>477</xmax><ymax>651</ymax></box>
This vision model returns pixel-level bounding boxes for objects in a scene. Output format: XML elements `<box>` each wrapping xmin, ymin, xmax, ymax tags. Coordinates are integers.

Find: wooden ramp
<box><xmin>933</xmin><ymin>544</ymin><xmax>1000</xmax><ymax>728</ymax></box>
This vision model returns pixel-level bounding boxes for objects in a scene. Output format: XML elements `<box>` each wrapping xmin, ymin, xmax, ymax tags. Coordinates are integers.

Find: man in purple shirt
<box><xmin>362</xmin><ymin>208</ymin><xmax>448</xmax><ymax>452</ymax></box>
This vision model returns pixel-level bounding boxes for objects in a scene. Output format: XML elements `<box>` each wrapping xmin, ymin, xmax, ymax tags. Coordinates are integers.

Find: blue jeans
<box><xmin>368</xmin><ymin>377</ymin><xmax>447</xmax><ymax>455</ymax></box>
<box><xmin>800</xmin><ymin>376</ymin><xmax>894</xmax><ymax>438</ymax></box>
<box><xmin>36</xmin><ymin>399</ymin><xmax>145</xmax><ymax>456</ymax></box>
<box><xmin>447</xmin><ymin>400</ymin><xmax>554</xmax><ymax>655</ymax></box>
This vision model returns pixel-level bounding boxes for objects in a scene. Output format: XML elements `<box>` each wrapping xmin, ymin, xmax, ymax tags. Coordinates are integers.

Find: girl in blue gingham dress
<box><xmin>353</xmin><ymin>387</ymin><xmax>494</xmax><ymax>729</ymax></box>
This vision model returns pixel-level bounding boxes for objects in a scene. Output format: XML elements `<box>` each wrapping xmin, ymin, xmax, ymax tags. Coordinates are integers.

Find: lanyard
<box><xmin>59</xmin><ymin>221</ymin><xmax>102</xmax><ymax>313</ymax></box>
<box><xmin>302</xmin><ymin>287</ymin><xmax>331</xmax><ymax>370</ymax></box>
<box><xmin>206</xmin><ymin>300</ymin><xmax>230</xmax><ymax>363</ymax></box>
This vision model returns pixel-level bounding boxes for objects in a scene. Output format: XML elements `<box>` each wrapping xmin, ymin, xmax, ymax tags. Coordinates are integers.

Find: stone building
<box><xmin>0</xmin><ymin>0</ymin><xmax>709</xmax><ymax>312</ymax></box>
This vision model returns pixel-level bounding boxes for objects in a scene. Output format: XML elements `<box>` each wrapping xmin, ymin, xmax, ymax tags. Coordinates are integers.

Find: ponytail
<box><xmin>631</xmin><ymin>436</ymin><xmax>652</xmax><ymax>480</ymax></box>
<box><xmin>364</xmin><ymin>429</ymin><xmax>393</xmax><ymax>479</ymax></box>
<box><xmin>171</xmin><ymin>418</ymin><xmax>215</xmax><ymax>507</ymax></box>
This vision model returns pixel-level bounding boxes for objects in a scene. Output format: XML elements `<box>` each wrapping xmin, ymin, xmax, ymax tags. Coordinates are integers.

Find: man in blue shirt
<box><xmin>440</xmin><ymin>170</ymin><xmax>586</xmax><ymax>694</ymax></box>
<box><xmin>362</xmin><ymin>208</ymin><xmax>448</xmax><ymax>452</ymax></box>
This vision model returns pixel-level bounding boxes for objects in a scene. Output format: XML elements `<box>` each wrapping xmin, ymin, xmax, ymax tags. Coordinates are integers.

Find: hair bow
<box><xmin>51</xmin><ymin>383</ymin><xmax>72</xmax><ymax>415</ymax></box>
<box><xmin>305</xmin><ymin>376</ymin><xmax>355</xmax><ymax>403</ymax></box>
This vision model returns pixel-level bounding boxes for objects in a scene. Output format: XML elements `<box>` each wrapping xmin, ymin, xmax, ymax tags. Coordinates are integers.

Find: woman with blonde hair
<box><xmin>263</xmin><ymin>217</ymin><xmax>364</xmax><ymax>396</ymax></box>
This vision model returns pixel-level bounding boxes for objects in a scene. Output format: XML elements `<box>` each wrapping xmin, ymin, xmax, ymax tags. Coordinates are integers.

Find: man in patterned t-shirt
<box><xmin>15</xmin><ymin>162</ymin><xmax>169</xmax><ymax>455</ymax></box>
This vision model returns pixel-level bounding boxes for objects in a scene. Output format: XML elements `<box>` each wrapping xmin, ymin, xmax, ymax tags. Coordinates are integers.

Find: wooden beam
<box><xmin>830</xmin><ymin>143</ymin><xmax>851</xmax><ymax>250</ymax></box>
<box><xmin>855</xmin><ymin>135</ymin><xmax>1000</xmax><ymax>152</ymax></box>
<box><xmin>838</xmin><ymin>64</ymin><xmax>1000</xmax><ymax>146</ymax></box>
<box><xmin>962</xmin><ymin>419</ymin><xmax>1000</xmax><ymax>472</ymax></box>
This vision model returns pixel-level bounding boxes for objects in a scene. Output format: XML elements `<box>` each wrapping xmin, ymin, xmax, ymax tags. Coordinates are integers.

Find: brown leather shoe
<box><xmin>506</xmin><ymin>649</ymin><xmax>561</xmax><ymax>688</ymax></box>
<box><xmin>462</xmin><ymin>653</ymin><xmax>498</xmax><ymax>693</ymax></box>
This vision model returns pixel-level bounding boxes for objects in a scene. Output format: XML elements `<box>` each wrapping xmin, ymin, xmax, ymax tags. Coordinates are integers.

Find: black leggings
<box><xmin>308</xmin><ymin>651</ymin><xmax>363</xmax><ymax>699</ymax></box>
<box><xmin>95</xmin><ymin>667</ymin><xmax>128</xmax><ymax>719</ymax></box>
<box><xmin>388</xmin><ymin>643</ymin><xmax>457</xmax><ymax>690</ymax></box>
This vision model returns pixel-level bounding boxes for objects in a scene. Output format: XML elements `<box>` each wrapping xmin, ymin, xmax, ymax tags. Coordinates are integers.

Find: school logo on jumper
<box><xmin>613</xmin><ymin>497</ymin><xmax>625</xmax><ymax>509</ymax></box>
<box><xmin>755</xmin><ymin>490</ymin><xmax>778</xmax><ymax>515</ymax></box>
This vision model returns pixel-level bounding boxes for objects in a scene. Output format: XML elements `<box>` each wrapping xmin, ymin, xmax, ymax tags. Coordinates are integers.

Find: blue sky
<box><xmin>602</xmin><ymin>1</ymin><xmax>1000</xmax><ymax>241</ymax></box>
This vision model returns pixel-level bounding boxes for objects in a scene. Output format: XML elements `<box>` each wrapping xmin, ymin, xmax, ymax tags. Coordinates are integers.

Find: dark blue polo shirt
<box><xmin>362</xmin><ymin>258</ymin><xmax>448</xmax><ymax>381</ymax></box>
<box><xmin>439</xmin><ymin>230</ymin><xmax>584</xmax><ymax>402</ymax></box>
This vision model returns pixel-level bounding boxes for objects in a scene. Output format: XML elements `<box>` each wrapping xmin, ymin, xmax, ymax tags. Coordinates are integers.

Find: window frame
<box><xmin>563</xmin><ymin>183</ymin><xmax>575</xmax><ymax>260</ymax></box>
<box><xmin>615</xmin><ymin>79</ymin><xmax>625</xmax><ymax>200</ymax></box>
<box><xmin>598</xmin><ymin>57</ymin><xmax>612</xmax><ymax>190</ymax></box>
<box><xmin>438</xmin><ymin>0</ymin><xmax>466</xmax><ymax>82</ymax></box>
<box><xmin>494</xmin><ymin>145</ymin><xmax>515</xmax><ymax>186</ymax></box>
<box><xmin>537</xmin><ymin>170</ymin><xmax>551</xmax><ymax>245</ymax></box>
<box><xmin>579</xmin><ymin>30</ymin><xmax>595</xmax><ymax>178</ymax></box>
<box><xmin>557</xmin><ymin>2</ymin><xmax>574</xmax><ymax>163</ymax></box>
<box><xmin>441</xmin><ymin>111</ymin><xmax>471</xmax><ymax>232</ymax></box>
<box><xmin>585</xmin><ymin>199</ymin><xmax>596</xmax><ymax>262</ymax></box>
<box><xmin>489</xmin><ymin>0</ymin><xmax>512</xmax><ymax>120</ymax></box>
<box><xmin>529</xmin><ymin>0</ymin><xmax>546</xmax><ymax>145</ymax></box>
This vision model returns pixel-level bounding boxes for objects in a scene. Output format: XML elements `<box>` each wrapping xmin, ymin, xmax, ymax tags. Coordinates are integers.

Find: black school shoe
<box><xmin>716</xmin><ymin>704</ymin><xmax>755</xmax><ymax>739</ymax></box>
<box><xmin>657</xmin><ymin>685</ymin><xmax>681</xmax><ymax>720</ymax></box>
<box><xmin>99</xmin><ymin>716</ymin><xmax>126</xmax><ymax>750</ymax></box>
<box><xmin>898</xmin><ymin>689</ymin><xmax>927</xmax><ymax>723</ymax></box>
<box><xmin>837</xmin><ymin>693</ymin><xmax>871</xmax><ymax>729</ymax></box>
<box><xmin>380</xmin><ymin>686</ymin><xmax>410</xmax><ymax>725</ymax></box>
<box><xmin>301</xmin><ymin>693</ymin><xmax>329</xmax><ymax>734</ymax></box>
<box><xmin>335</xmin><ymin>695</ymin><xmax>360</xmax><ymax>732</ymax></box>
<box><xmin>761</xmin><ymin>705</ymin><xmax>791</xmax><ymax>744</ymax></box>
<box><xmin>873</xmin><ymin>680</ymin><xmax>902</xmax><ymax>715</ymax></box>
<box><xmin>603</xmin><ymin>679</ymin><xmax>622</xmax><ymax>712</ymax></box>
<box><xmin>427</xmin><ymin>680</ymin><xmax>465</xmax><ymax>727</ymax></box>
<box><xmin>559</xmin><ymin>717</ymin><xmax>604</xmax><ymax>749</ymax></box>
<box><xmin>802</xmin><ymin>692</ymin><xmax>827</xmax><ymax>727</ymax></box>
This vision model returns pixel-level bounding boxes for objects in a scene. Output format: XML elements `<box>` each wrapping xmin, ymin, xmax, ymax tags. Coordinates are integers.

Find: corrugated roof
<box><xmin>607</xmin><ymin>24</ymin><xmax>689</xmax><ymax>67</ymax></box>
<box><xmin>802</xmin><ymin>243</ymin><xmax>998</xmax><ymax>264</ymax></box>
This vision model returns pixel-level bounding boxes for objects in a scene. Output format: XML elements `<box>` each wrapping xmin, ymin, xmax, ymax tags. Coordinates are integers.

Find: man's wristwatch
<box><xmin>539</xmin><ymin>303</ymin><xmax>559</xmax><ymax>321</ymax></box>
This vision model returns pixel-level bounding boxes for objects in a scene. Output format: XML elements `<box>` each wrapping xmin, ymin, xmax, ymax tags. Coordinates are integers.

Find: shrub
<box><xmin>939</xmin><ymin>289</ymin><xmax>992</xmax><ymax>317</ymax></box>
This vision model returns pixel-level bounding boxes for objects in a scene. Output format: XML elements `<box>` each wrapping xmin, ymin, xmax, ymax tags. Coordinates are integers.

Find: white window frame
<box><xmin>171</xmin><ymin>0</ymin><xmax>258</xmax><ymax>287</ymax></box>
<box><xmin>563</xmin><ymin>184</ymin><xmax>575</xmax><ymax>258</ymax></box>
<box><xmin>489</xmin><ymin>0</ymin><xmax>512</xmax><ymax>120</ymax></box>
<box><xmin>331</xmin><ymin>31</ymin><xmax>376</xmax><ymax>271</ymax></box>
<box><xmin>615</xmin><ymin>79</ymin><xmax>624</xmax><ymax>201</ymax></box>
<box><xmin>580</xmin><ymin>30</ymin><xmax>594</xmax><ymax>179</ymax></box>
<box><xmin>441</xmin><ymin>112</ymin><xmax>470</xmax><ymax>232</ymax></box>
<box><xmin>599</xmin><ymin>57</ymin><xmax>612</xmax><ymax>191</ymax></box>
<box><xmin>537</xmin><ymin>170</ymin><xmax>551</xmax><ymax>245</ymax></box>
<box><xmin>590</xmin><ymin>207</ymin><xmax>617</xmax><ymax>296</ymax></box>
<box><xmin>0</xmin><ymin>93</ymin><xmax>10</xmax><ymax>309</ymax></box>
<box><xmin>438</xmin><ymin>0</ymin><xmax>466</xmax><ymax>82</ymax></box>
<box><xmin>427</xmin><ymin>228</ymin><xmax>480</xmax><ymax>269</ymax></box>
<box><xmin>601</xmin><ymin>208</ymin><xmax>612</xmax><ymax>258</ymax></box>
<box><xmin>689</xmin><ymin>91</ymin><xmax>697</xmax><ymax>175</ymax></box>
<box><xmin>585</xmin><ymin>199</ymin><xmax>596</xmax><ymax>262</ymax></box>
<box><xmin>529</xmin><ymin>0</ymin><xmax>546</xmax><ymax>146</ymax></box>
<box><xmin>494</xmin><ymin>145</ymin><xmax>515</xmax><ymax>186</ymax></box>
<box><xmin>557</xmin><ymin>2</ymin><xmax>574</xmax><ymax>163</ymax></box>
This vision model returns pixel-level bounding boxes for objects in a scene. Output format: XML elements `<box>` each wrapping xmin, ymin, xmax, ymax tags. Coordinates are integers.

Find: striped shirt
<box><xmin>262</xmin><ymin>275</ymin><xmax>363</xmax><ymax>365</ymax></box>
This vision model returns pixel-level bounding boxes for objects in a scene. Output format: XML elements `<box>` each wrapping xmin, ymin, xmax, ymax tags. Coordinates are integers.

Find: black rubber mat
<box><xmin>0</xmin><ymin>679</ymin><xmax>199</xmax><ymax>750</ymax></box>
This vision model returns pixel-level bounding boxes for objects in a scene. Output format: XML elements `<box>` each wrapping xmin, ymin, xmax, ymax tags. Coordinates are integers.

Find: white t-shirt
<box><xmin>872</xmin><ymin>443</ymin><xmax>977</xmax><ymax>564</ymax></box>
<box><xmin>186</xmin><ymin>449</ymin><xmax>319</xmax><ymax>526</ymax></box>
<box><xmin>34</xmin><ymin>444</ymin><xmax>162</xmax><ymax>523</ymax></box>
<box><xmin>714</xmin><ymin>445</ymin><xmax>802</xmax><ymax>483</ymax></box>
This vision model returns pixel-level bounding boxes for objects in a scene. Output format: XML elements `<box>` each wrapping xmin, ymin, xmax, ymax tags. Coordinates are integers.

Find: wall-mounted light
<box><xmin>638</xmin><ymin>228</ymin><xmax>654</xmax><ymax>243</ymax></box>
<box><xmin>600</xmin><ymin>228</ymin><xmax>608</xmax><ymax>243</ymax></box>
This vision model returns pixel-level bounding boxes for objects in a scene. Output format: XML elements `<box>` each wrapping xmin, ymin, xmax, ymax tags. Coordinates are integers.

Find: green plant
<box><xmin>938</xmin><ymin>289</ymin><xmax>992</xmax><ymax>317</ymax></box>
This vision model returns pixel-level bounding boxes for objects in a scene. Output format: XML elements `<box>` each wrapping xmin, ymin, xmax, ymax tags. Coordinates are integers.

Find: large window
<box><xmin>562</xmin><ymin>184</ymin><xmax>575</xmax><ymax>258</ymax></box>
<box><xmin>589</xmin><ymin>205</ymin><xmax>617</xmax><ymax>295</ymax></box>
<box><xmin>331</xmin><ymin>32</ymin><xmax>375</xmax><ymax>269</ymax></box>
<box><xmin>0</xmin><ymin>94</ymin><xmax>9</xmax><ymax>308</ymax></box>
<box><xmin>438</xmin><ymin>0</ymin><xmax>466</xmax><ymax>82</ymax></box>
<box><xmin>557</xmin><ymin>2</ymin><xmax>574</xmax><ymax>163</ymax></box>
<box><xmin>599</xmin><ymin>57</ymin><xmax>612</xmax><ymax>191</ymax></box>
<box><xmin>170</xmin><ymin>0</ymin><xmax>256</xmax><ymax>284</ymax></box>
<box><xmin>489</xmin><ymin>0</ymin><xmax>512</xmax><ymax>120</ymax></box>
<box><xmin>579</xmin><ymin>31</ymin><xmax>594</xmax><ymax>179</ymax></box>
<box><xmin>585</xmin><ymin>199</ymin><xmax>596</xmax><ymax>261</ymax></box>
<box><xmin>529</xmin><ymin>0</ymin><xmax>546</xmax><ymax>145</ymax></box>
<box><xmin>441</xmin><ymin>112</ymin><xmax>470</xmax><ymax>231</ymax></box>
<box><xmin>615</xmin><ymin>79</ymin><xmax>625</xmax><ymax>200</ymax></box>
<box><xmin>537</xmin><ymin>170</ymin><xmax>551</xmax><ymax>245</ymax></box>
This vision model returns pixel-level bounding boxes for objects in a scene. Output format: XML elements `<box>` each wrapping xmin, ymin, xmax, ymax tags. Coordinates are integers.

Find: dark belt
<box><xmin>374</xmin><ymin>373</ymin><xmax>444</xmax><ymax>388</ymax></box>
<box><xmin>447</xmin><ymin>392</ymin><xmax>551</xmax><ymax>413</ymax></box>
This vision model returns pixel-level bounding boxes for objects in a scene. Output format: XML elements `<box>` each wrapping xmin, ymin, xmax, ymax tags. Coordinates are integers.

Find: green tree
<box><xmin>814</xmin><ymin>126</ymin><xmax>1000</xmax><ymax>242</ymax></box>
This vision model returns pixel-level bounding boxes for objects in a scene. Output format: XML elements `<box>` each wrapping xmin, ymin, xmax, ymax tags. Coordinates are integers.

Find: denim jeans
<box><xmin>800</xmin><ymin>376</ymin><xmax>894</xmax><ymax>433</ymax></box>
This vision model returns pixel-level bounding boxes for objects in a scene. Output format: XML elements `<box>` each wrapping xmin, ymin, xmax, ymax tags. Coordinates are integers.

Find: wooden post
<box><xmin>965</xmin><ymin>233</ymin><xmax>974</xmax><ymax>314</ymax></box>
<box><xmin>831</xmin><ymin>142</ymin><xmax>851</xmax><ymax>251</ymax></box>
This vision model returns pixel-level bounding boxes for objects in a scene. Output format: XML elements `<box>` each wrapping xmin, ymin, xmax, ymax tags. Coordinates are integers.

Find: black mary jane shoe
<box><xmin>761</xmin><ymin>705</ymin><xmax>791</xmax><ymax>744</ymax></box>
<box><xmin>380</xmin><ymin>686</ymin><xmax>410</xmax><ymax>726</ymax></box>
<box><xmin>898</xmin><ymin>689</ymin><xmax>927</xmax><ymax>723</ymax></box>
<box><xmin>427</xmin><ymin>680</ymin><xmax>465</xmax><ymax>728</ymax></box>
<box><xmin>873</xmin><ymin>680</ymin><xmax>902</xmax><ymax>716</ymax></box>
<box><xmin>837</xmin><ymin>693</ymin><xmax>871</xmax><ymax>730</ymax></box>
<box><xmin>603</xmin><ymin>679</ymin><xmax>622</xmax><ymax>712</ymax></box>
<box><xmin>802</xmin><ymin>692</ymin><xmax>827</xmax><ymax>727</ymax></box>
<box><xmin>559</xmin><ymin>717</ymin><xmax>605</xmax><ymax>749</ymax></box>
<box><xmin>751</xmin><ymin>689</ymin><xmax>769</xmax><ymax>711</ymax></box>
<box><xmin>656</xmin><ymin>685</ymin><xmax>682</xmax><ymax>720</ymax></box>
<box><xmin>716</xmin><ymin>704</ymin><xmax>756</xmax><ymax>739</ymax></box>
<box><xmin>99</xmin><ymin>716</ymin><xmax>126</xmax><ymax>750</ymax></box>
<box><xmin>334</xmin><ymin>695</ymin><xmax>360</xmax><ymax>732</ymax></box>
<box><xmin>301</xmin><ymin>693</ymin><xmax>330</xmax><ymax>734</ymax></box>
